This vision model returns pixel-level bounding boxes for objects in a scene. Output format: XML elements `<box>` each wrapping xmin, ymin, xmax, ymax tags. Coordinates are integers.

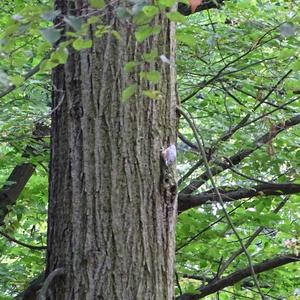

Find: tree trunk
<box><xmin>46</xmin><ymin>1</ymin><xmax>177</xmax><ymax>299</ymax></box>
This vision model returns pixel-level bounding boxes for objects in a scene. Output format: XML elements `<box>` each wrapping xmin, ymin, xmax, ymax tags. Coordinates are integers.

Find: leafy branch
<box><xmin>177</xmin><ymin>106</ymin><xmax>265</xmax><ymax>298</ymax></box>
<box><xmin>0</xmin><ymin>230</ymin><xmax>46</xmax><ymax>250</ymax></box>
<box><xmin>181</xmin><ymin>23</ymin><xmax>283</xmax><ymax>103</ymax></box>
<box><xmin>0</xmin><ymin>123</ymin><xmax>49</xmax><ymax>225</ymax></box>
<box><xmin>180</xmin><ymin>114</ymin><xmax>300</xmax><ymax>195</ymax></box>
<box><xmin>217</xmin><ymin>197</ymin><xmax>289</xmax><ymax>276</ymax></box>
<box><xmin>176</xmin><ymin>253</ymin><xmax>300</xmax><ymax>299</ymax></box>
<box><xmin>0</xmin><ymin>52</ymin><xmax>52</xmax><ymax>99</ymax></box>
<box><xmin>178</xmin><ymin>183</ymin><xmax>300</xmax><ymax>211</ymax></box>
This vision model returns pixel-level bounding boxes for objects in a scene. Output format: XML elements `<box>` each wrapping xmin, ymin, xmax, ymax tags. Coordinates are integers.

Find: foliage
<box><xmin>0</xmin><ymin>0</ymin><xmax>299</xmax><ymax>299</ymax></box>
<box><xmin>176</xmin><ymin>1</ymin><xmax>300</xmax><ymax>298</ymax></box>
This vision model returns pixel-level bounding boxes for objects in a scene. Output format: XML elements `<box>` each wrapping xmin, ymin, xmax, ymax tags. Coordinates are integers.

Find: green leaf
<box><xmin>124</xmin><ymin>61</ymin><xmax>139</xmax><ymax>73</ymax></box>
<box><xmin>41</xmin><ymin>10</ymin><xmax>61</xmax><ymax>21</ymax></box>
<box><xmin>10</xmin><ymin>75</ymin><xmax>24</xmax><ymax>86</ymax></box>
<box><xmin>72</xmin><ymin>38</ymin><xmax>93</xmax><ymax>50</ymax></box>
<box><xmin>291</xmin><ymin>60</ymin><xmax>300</xmax><ymax>71</ymax></box>
<box><xmin>176</xmin><ymin>32</ymin><xmax>196</xmax><ymax>47</ymax></box>
<box><xmin>143</xmin><ymin>5</ymin><xmax>159</xmax><ymax>17</ymax></box>
<box><xmin>158</xmin><ymin>0</ymin><xmax>176</xmax><ymax>7</ymax></box>
<box><xmin>87</xmin><ymin>16</ymin><xmax>100</xmax><ymax>25</ymax></box>
<box><xmin>40</xmin><ymin>28</ymin><xmax>61</xmax><ymax>44</ymax></box>
<box><xmin>50</xmin><ymin>47</ymin><xmax>68</xmax><ymax>64</ymax></box>
<box><xmin>279</xmin><ymin>49</ymin><xmax>296</xmax><ymax>59</ymax></box>
<box><xmin>236</xmin><ymin>0</ymin><xmax>256</xmax><ymax>9</ymax></box>
<box><xmin>284</xmin><ymin>79</ymin><xmax>300</xmax><ymax>91</ymax></box>
<box><xmin>142</xmin><ymin>49</ymin><xmax>158</xmax><ymax>62</ymax></box>
<box><xmin>5</xmin><ymin>23</ymin><xmax>21</xmax><ymax>36</ymax></box>
<box><xmin>140</xmin><ymin>70</ymin><xmax>161</xmax><ymax>84</ymax></box>
<box><xmin>89</xmin><ymin>0</ymin><xmax>105</xmax><ymax>9</ymax></box>
<box><xmin>142</xmin><ymin>90</ymin><xmax>162</xmax><ymax>99</ymax></box>
<box><xmin>166</xmin><ymin>11</ymin><xmax>186</xmax><ymax>23</ymax></box>
<box><xmin>95</xmin><ymin>25</ymin><xmax>109</xmax><ymax>37</ymax></box>
<box><xmin>135</xmin><ymin>25</ymin><xmax>161</xmax><ymax>42</ymax></box>
<box><xmin>39</xmin><ymin>59</ymin><xmax>59</xmax><ymax>72</ymax></box>
<box><xmin>66</xmin><ymin>31</ymin><xmax>80</xmax><ymax>38</ymax></box>
<box><xmin>112</xmin><ymin>30</ymin><xmax>121</xmax><ymax>41</ymax></box>
<box><xmin>122</xmin><ymin>84</ymin><xmax>137</xmax><ymax>101</ymax></box>
<box><xmin>64</xmin><ymin>16</ymin><xmax>82</xmax><ymax>31</ymax></box>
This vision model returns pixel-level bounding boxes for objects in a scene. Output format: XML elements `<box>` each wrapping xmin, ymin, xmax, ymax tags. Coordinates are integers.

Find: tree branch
<box><xmin>36</xmin><ymin>268</ymin><xmax>64</xmax><ymax>300</ymax></box>
<box><xmin>15</xmin><ymin>273</ymin><xmax>44</xmax><ymax>300</ymax></box>
<box><xmin>178</xmin><ymin>94</ymin><xmax>299</xmax><ymax>187</ymax></box>
<box><xmin>181</xmin><ymin>24</ymin><xmax>281</xmax><ymax>103</ymax></box>
<box><xmin>0</xmin><ymin>52</ymin><xmax>51</xmax><ymax>99</ymax></box>
<box><xmin>177</xmin><ymin>113</ymin><xmax>250</xmax><ymax>186</ymax></box>
<box><xmin>176</xmin><ymin>201</ymin><xmax>245</xmax><ymax>251</ymax></box>
<box><xmin>217</xmin><ymin>197</ymin><xmax>288</xmax><ymax>276</ymax></box>
<box><xmin>176</xmin><ymin>253</ymin><xmax>300</xmax><ymax>299</ymax></box>
<box><xmin>180</xmin><ymin>114</ymin><xmax>300</xmax><ymax>195</ymax></box>
<box><xmin>178</xmin><ymin>131</ymin><xmax>199</xmax><ymax>151</ymax></box>
<box><xmin>178</xmin><ymin>183</ymin><xmax>300</xmax><ymax>212</ymax></box>
<box><xmin>177</xmin><ymin>106</ymin><xmax>264</xmax><ymax>297</ymax></box>
<box><xmin>0</xmin><ymin>164</ymin><xmax>35</xmax><ymax>225</ymax></box>
<box><xmin>0</xmin><ymin>229</ymin><xmax>47</xmax><ymax>250</ymax></box>
<box><xmin>0</xmin><ymin>123</ymin><xmax>49</xmax><ymax>225</ymax></box>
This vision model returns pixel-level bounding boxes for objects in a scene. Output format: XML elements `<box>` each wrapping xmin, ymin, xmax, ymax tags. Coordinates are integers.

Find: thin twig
<box><xmin>242</xmin><ymin>96</ymin><xmax>300</xmax><ymax>128</ymax></box>
<box><xmin>180</xmin><ymin>114</ymin><xmax>300</xmax><ymax>195</ymax></box>
<box><xmin>178</xmin><ymin>159</ymin><xmax>203</xmax><ymax>186</ymax></box>
<box><xmin>0</xmin><ymin>52</ymin><xmax>52</xmax><ymax>99</ymax></box>
<box><xmin>253</xmin><ymin>69</ymin><xmax>293</xmax><ymax>111</ymax></box>
<box><xmin>178</xmin><ymin>112</ymin><xmax>250</xmax><ymax>186</ymax></box>
<box><xmin>223</xmin><ymin>289</ymin><xmax>256</xmax><ymax>299</ymax></box>
<box><xmin>176</xmin><ymin>201</ymin><xmax>245</xmax><ymax>252</ymax></box>
<box><xmin>175</xmin><ymin>271</ymin><xmax>183</xmax><ymax>296</ymax></box>
<box><xmin>177</xmin><ymin>106</ymin><xmax>265</xmax><ymax>299</ymax></box>
<box><xmin>218</xmin><ymin>197</ymin><xmax>289</xmax><ymax>277</ymax></box>
<box><xmin>181</xmin><ymin>23</ymin><xmax>283</xmax><ymax>103</ymax></box>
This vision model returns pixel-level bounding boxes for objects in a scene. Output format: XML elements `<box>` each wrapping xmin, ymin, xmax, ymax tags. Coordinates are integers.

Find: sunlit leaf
<box><xmin>89</xmin><ymin>0</ymin><xmax>105</xmax><ymax>9</ymax></box>
<box><xmin>142</xmin><ymin>90</ymin><xmax>162</xmax><ymax>99</ymax></box>
<box><xmin>122</xmin><ymin>84</ymin><xmax>137</xmax><ymax>101</ymax></box>
<box><xmin>291</xmin><ymin>60</ymin><xmax>300</xmax><ymax>71</ymax></box>
<box><xmin>10</xmin><ymin>75</ymin><xmax>24</xmax><ymax>86</ymax></box>
<box><xmin>142</xmin><ymin>49</ymin><xmax>158</xmax><ymax>62</ymax></box>
<box><xmin>166</xmin><ymin>11</ymin><xmax>186</xmax><ymax>23</ymax></box>
<box><xmin>143</xmin><ymin>5</ymin><xmax>159</xmax><ymax>17</ymax></box>
<box><xmin>158</xmin><ymin>0</ymin><xmax>176</xmax><ymax>7</ymax></box>
<box><xmin>72</xmin><ymin>38</ymin><xmax>93</xmax><ymax>50</ymax></box>
<box><xmin>135</xmin><ymin>25</ymin><xmax>161</xmax><ymax>42</ymax></box>
<box><xmin>124</xmin><ymin>61</ymin><xmax>139</xmax><ymax>73</ymax></box>
<box><xmin>140</xmin><ymin>70</ymin><xmax>161</xmax><ymax>84</ymax></box>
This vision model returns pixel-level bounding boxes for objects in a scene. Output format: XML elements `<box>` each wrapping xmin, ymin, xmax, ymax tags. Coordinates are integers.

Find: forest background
<box><xmin>0</xmin><ymin>0</ymin><xmax>299</xmax><ymax>299</ymax></box>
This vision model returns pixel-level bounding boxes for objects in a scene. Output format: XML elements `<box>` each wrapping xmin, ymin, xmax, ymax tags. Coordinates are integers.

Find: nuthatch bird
<box><xmin>161</xmin><ymin>144</ymin><xmax>176</xmax><ymax>167</ymax></box>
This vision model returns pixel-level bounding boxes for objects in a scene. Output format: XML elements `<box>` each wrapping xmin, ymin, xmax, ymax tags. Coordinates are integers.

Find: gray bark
<box><xmin>46</xmin><ymin>1</ymin><xmax>177</xmax><ymax>299</ymax></box>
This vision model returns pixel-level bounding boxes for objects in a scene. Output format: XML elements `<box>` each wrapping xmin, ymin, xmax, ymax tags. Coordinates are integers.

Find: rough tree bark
<box><xmin>46</xmin><ymin>0</ymin><xmax>177</xmax><ymax>299</ymax></box>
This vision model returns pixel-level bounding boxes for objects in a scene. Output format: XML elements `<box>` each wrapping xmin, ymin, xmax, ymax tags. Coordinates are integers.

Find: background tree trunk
<box><xmin>46</xmin><ymin>1</ymin><xmax>177</xmax><ymax>299</ymax></box>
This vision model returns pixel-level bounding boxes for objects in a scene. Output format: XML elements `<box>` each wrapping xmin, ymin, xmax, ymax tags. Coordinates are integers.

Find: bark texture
<box><xmin>46</xmin><ymin>1</ymin><xmax>177</xmax><ymax>299</ymax></box>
